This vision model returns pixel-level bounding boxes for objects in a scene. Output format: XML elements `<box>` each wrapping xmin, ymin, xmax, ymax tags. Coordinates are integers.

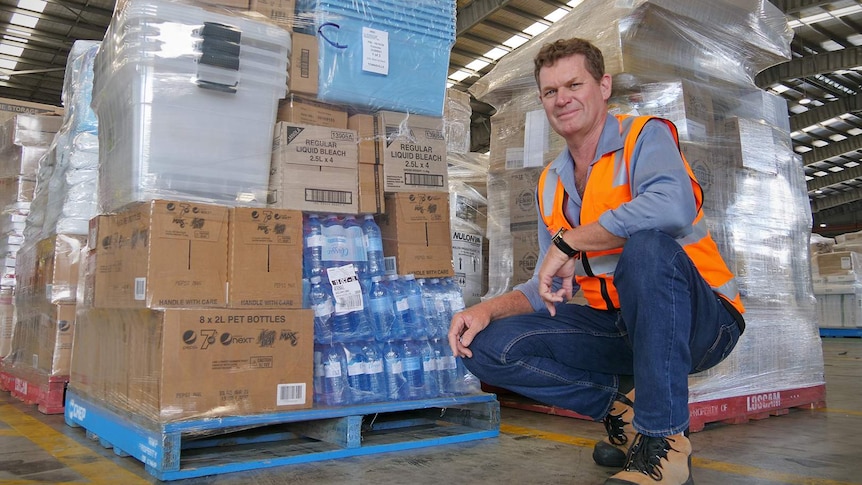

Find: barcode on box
<box><xmin>300</xmin><ymin>48</ymin><xmax>310</xmax><ymax>78</ymax></box>
<box><xmin>384</xmin><ymin>256</ymin><xmax>397</xmax><ymax>275</ymax></box>
<box><xmin>277</xmin><ymin>383</ymin><xmax>306</xmax><ymax>406</ymax></box>
<box><xmin>305</xmin><ymin>188</ymin><xmax>353</xmax><ymax>205</ymax></box>
<box><xmin>134</xmin><ymin>277</ymin><xmax>147</xmax><ymax>300</ymax></box>
<box><xmin>405</xmin><ymin>173</ymin><xmax>444</xmax><ymax>187</ymax></box>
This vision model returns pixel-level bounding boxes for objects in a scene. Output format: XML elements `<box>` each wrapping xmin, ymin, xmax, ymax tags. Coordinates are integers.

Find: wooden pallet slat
<box><xmin>0</xmin><ymin>366</ymin><xmax>68</xmax><ymax>414</ymax></box>
<box><xmin>64</xmin><ymin>390</ymin><xmax>500</xmax><ymax>481</ymax></box>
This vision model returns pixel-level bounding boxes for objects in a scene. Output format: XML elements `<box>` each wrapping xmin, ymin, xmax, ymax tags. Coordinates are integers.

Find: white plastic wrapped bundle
<box><xmin>469</xmin><ymin>0</ymin><xmax>790</xmax><ymax>108</ymax></box>
<box><xmin>93</xmin><ymin>0</ymin><xmax>290</xmax><ymax>211</ymax></box>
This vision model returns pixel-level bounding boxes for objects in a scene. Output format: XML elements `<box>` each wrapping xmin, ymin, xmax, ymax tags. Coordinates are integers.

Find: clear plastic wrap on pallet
<box><xmin>444</xmin><ymin>88</ymin><xmax>472</xmax><ymax>155</ymax></box>
<box><xmin>19</xmin><ymin>41</ymin><xmax>100</xmax><ymax>242</ymax></box>
<box><xmin>486</xmin><ymin>91</ymin><xmax>566</xmax><ymax>174</ymax></box>
<box><xmin>469</xmin><ymin>0</ymin><xmax>790</xmax><ymax>108</ymax></box>
<box><xmin>93</xmin><ymin>0</ymin><xmax>290</xmax><ymax>212</ymax></box>
<box><xmin>3</xmin><ymin>299</ymin><xmax>75</xmax><ymax>380</ymax></box>
<box><xmin>294</xmin><ymin>0</ymin><xmax>456</xmax><ymax>116</ymax></box>
<box><xmin>470</xmin><ymin>0</ymin><xmax>824</xmax><ymax>403</ymax></box>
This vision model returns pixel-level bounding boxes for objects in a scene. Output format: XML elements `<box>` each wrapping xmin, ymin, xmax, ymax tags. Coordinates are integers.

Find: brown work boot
<box><xmin>604</xmin><ymin>432</ymin><xmax>693</xmax><ymax>485</ymax></box>
<box><xmin>592</xmin><ymin>390</ymin><xmax>636</xmax><ymax>467</ymax></box>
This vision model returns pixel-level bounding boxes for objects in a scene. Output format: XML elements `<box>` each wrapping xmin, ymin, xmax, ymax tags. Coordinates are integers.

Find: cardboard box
<box><xmin>358</xmin><ymin>163</ymin><xmax>384</xmax><ymax>215</ymax></box>
<box><xmin>507</xmin><ymin>167</ymin><xmax>543</xmax><ymax>227</ymax></box>
<box><xmin>88</xmin><ymin>200</ymin><xmax>229</xmax><ymax>309</ymax></box>
<box><xmin>271</xmin><ymin>122</ymin><xmax>358</xmax><ymax>170</ymax></box>
<box><xmin>451</xmin><ymin>228</ymin><xmax>484</xmax><ymax>307</ymax></box>
<box><xmin>287</xmin><ymin>31</ymin><xmax>316</xmax><ymax>95</ymax></box>
<box><xmin>348</xmin><ymin>113</ymin><xmax>380</xmax><ymax>166</ymax></box>
<box><xmin>814</xmin><ymin>251</ymin><xmax>862</xmax><ymax>278</ymax></box>
<box><xmin>0</xmin><ymin>97</ymin><xmax>63</xmax><ymax>123</ymax></box>
<box><xmin>511</xmin><ymin>229</ymin><xmax>539</xmax><ymax>285</ymax></box>
<box><xmin>269</xmin><ymin>164</ymin><xmax>358</xmax><ymax>214</ymax></box>
<box><xmin>348</xmin><ymin>111</ymin><xmax>448</xmax><ymax>192</ymax></box>
<box><xmin>277</xmin><ymin>94</ymin><xmax>348</xmax><ymax>128</ymax></box>
<box><xmin>228</xmin><ymin>207</ymin><xmax>303</xmax><ymax>308</ymax></box>
<box><xmin>250</xmin><ymin>0</ymin><xmax>295</xmax><ymax>28</ymax></box>
<box><xmin>71</xmin><ymin>307</ymin><xmax>314</xmax><ymax>422</ymax></box>
<box><xmin>379</xmin><ymin>192</ymin><xmax>453</xmax><ymax>277</ymax></box>
<box><xmin>14</xmin><ymin>234</ymin><xmax>87</xmax><ymax>305</ymax></box>
<box><xmin>269</xmin><ymin>124</ymin><xmax>359</xmax><ymax>214</ymax></box>
<box><xmin>7</xmin><ymin>302</ymin><xmax>75</xmax><ymax>377</ymax></box>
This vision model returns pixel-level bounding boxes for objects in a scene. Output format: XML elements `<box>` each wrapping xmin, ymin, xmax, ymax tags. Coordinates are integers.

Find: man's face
<box><xmin>537</xmin><ymin>54</ymin><xmax>611</xmax><ymax>139</ymax></box>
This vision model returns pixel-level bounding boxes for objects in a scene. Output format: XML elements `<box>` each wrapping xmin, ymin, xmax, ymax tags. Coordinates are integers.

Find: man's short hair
<box><xmin>533</xmin><ymin>38</ymin><xmax>605</xmax><ymax>86</ymax></box>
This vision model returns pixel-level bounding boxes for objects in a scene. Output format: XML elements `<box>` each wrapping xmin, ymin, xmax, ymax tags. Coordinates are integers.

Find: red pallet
<box><xmin>0</xmin><ymin>367</ymin><xmax>68</xmax><ymax>415</ymax></box>
<box><xmin>484</xmin><ymin>383</ymin><xmax>827</xmax><ymax>432</ymax></box>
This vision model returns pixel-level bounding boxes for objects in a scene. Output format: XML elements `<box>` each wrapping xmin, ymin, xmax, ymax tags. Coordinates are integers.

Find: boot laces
<box><xmin>602</xmin><ymin>409</ymin><xmax>630</xmax><ymax>446</ymax></box>
<box><xmin>622</xmin><ymin>434</ymin><xmax>678</xmax><ymax>481</ymax></box>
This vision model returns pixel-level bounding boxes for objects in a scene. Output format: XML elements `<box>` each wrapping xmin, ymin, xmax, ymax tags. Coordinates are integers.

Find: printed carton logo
<box><xmin>182</xmin><ymin>329</ymin><xmax>218</xmax><ymax>349</ymax></box>
<box><xmin>67</xmin><ymin>399</ymin><xmax>87</xmax><ymax>421</ymax></box>
<box><xmin>519</xmin><ymin>251</ymin><xmax>538</xmax><ymax>274</ymax></box>
<box><xmin>219</xmin><ymin>332</ymin><xmax>255</xmax><ymax>345</ymax></box>
<box><xmin>516</xmin><ymin>189</ymin><xmax>535</xmax><ymax>213</ymax></box>
<box><xmin>58</xmin><ymin>320</ymin><xmax>71</xmax><ymax>332</ymax></box>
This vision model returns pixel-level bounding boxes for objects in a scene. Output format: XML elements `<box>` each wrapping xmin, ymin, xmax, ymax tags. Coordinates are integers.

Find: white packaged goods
<box><xmin>92</xmin><ymin>0</ymin><xmax>290</xmax><ymax>212</ymax></box>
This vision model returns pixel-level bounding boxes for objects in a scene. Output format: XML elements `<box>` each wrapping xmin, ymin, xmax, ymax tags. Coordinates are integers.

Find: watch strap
<box><xmin>552</xmin><ymin>228</ymin><xmax>578</xmax><ymax>258</ymax></box>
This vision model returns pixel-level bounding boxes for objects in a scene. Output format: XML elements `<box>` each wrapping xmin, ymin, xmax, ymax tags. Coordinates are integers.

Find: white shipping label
<box><xmin>327</xmin><ymin>265</ymin><xmax>364</xmax><ymax>314</ymax></box>
<box><xmin>362</xmin><ymin>27</ymin><xmax>389</xmax><ymax>75</ymax></box>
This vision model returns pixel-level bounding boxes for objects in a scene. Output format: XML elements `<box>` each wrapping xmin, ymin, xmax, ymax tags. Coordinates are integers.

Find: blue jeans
<box><xmin>464</xmin><ymin>230</ymin><xmax>743</xmax><ymax>437</ymax></box>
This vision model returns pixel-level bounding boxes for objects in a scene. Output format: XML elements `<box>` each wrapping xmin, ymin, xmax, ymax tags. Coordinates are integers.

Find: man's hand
<box><xmin>537</xmin><ymin>245</ymin><xmax>576</xmax><ymax>316</ymax></box>
<box><xmin>448</xmin><ymin>306</ymin><xmax>492</xmax><ymax>358</ymax></box>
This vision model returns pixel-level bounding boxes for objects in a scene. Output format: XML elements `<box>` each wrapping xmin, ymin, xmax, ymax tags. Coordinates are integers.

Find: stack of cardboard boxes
<box><xmin>73</xmin><ymin>200</ymin><xmax>314</xmax><ymax>422</ymax></box>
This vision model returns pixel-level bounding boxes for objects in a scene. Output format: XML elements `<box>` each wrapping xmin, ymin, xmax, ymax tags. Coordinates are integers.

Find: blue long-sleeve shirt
<box><xmin>514</xmin><ymin>115</ymin><xmax>697</xmax><ymax>312</ymax></box>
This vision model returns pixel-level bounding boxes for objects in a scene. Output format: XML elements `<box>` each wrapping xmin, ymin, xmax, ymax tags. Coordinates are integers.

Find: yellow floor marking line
<box><xmin>500</xmin><ymin>423</ymin><xmax>859</xmax><ymax>485</ymax></box>
<box><xmin>814</xmin><ymin>407</ymin><xmax>862</xmax><ymax>417</ymax></box>
<box><xmin>0</xmin><ymin>404</ymin><xmax>150</xmax><ymax>484</ymax></box>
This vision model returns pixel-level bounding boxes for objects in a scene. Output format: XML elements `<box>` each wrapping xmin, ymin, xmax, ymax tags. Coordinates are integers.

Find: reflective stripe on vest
<box><xmin>537</xmin><ymin>114</ymin><xmax>744</xmax><ymax>313</ymax></box>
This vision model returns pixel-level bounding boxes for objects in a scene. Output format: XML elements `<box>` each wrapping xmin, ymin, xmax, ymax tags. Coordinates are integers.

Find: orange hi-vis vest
<box><xmin>537</xmin><ymin>115</ymin><xmax>744</xmax><ymax>313</ymax></box>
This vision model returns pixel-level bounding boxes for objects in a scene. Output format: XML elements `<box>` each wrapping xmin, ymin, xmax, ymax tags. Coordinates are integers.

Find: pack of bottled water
<box><xmin>304</xmin><ymin>212</ymin><xmax>480</xmax><ymax>407</ymax></box>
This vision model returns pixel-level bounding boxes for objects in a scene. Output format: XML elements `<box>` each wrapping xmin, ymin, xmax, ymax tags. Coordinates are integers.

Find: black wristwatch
<box><xmin>552</xmin><ymin>228</ymin><xmax>578</xmax><ymax>258</ymax></box>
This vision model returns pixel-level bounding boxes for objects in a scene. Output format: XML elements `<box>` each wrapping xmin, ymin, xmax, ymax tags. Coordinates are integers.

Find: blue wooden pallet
<box><xmin>820</xmin><ymin>327</ymin><xmax>862</xmax><ymax>337</ymax></box>
<box><xmin>64</xmin><ymin>390</ymin><xmax>500</xmax><ymax>481</ymax></box>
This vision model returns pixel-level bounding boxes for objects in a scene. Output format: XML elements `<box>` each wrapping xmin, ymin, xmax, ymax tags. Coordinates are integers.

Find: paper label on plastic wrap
<box><xmin>524</xmin><ymin>110</ymin><xmax>550</xmax><ymax>168</ymax></box>
<box><xmin>362</xmin><ymin>27</ymin><xmax>389</xmax><ymax>75</ymax></box>
<box><xmin>327</xmin><ymin>265</ymin><xmax>363</xmax><ymax>314</ymax></box>
<box><xmin>842</xmin><ymin>256</ymin><xmax>851</xmax><ymax>270</ymax></box>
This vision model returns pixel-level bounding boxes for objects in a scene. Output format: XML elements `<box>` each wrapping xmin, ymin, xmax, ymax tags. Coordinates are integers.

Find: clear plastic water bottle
<box><xmin>443</xmin><ymin>277</ymin><xmax>467</xmax><ymax>318</ymax></box>
<box><xmin>401</xmin><ymin>339</ymin><xmax>425</xmax><ymax>400</ymax></box>
<box><xmin>322</xmin><ymin>215</ymin><xmax>349</xmax><ymax>270</ymax></box>
<box><xmin>384</xmin><ymin>274</ymin><xmax>409</xmax><ymax>338</ymax></box>
<box><xmin>316</xmin><ymin>342</ymin><xmax>349</xmax><ymax>406</ymax></box>
<box><xmin>303</xmin><ymin>213</ymin><xmax>324</xmax><ymax>279</ymax></box>
<box><xmin>433</xmin><ymin>337</ymin><xmax>459</xmax><ymax>396</ymax></box>
<box><xmin>343</xmin><ymin>215</ymin><xmax>368</xmax><ymax>279</ymax></box>
<box><xmin>417</xmin><ymin>278</ymin><xmax>442</xmax><ymax>339</ymax></box>
<box><xmin>382</xmin><ymin>339</ymin><xmax>407</xmax><ymax>401</ymax></box>
<box><xmin>362</xmin><ymin>214</ymin><xmax>386</xmax><ymax>278</ymax></box>
<box><xmin>368</xmin><ymin>276</ymin><xmax>397</xmax><ymax>341</ymax></box>
<box><xmin>401</xmin><ymin>274</ymin><xmax>428</xmax><ymax>339</ymax></box>
<box><xmin>361</xmin><ymin>340</ymin><xmax>387</xmax><ymax>403</ymax></box>
<box><xmin>308</xmin><ymin>276</ymin><xmax>334</xmax><ymax>344</ymax></box>
<box><xmin>417</xmin><ymin>337</ymin><xmax>439</xmax><ymax>398</ymax></box>
<box><xmin>342</xmin><ymin>341</ymin><xmax>369</xmax><ymax>404</ymax></box>
<box><xmin>352</xmin><ymin>278</ymin><xmax>375</xmax><ymax>342</ymax></box>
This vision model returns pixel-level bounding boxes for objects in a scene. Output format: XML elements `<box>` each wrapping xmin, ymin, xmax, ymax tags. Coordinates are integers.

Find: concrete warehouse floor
<box><xmin>0</xmin><ymin>337</ymin><xmax>859</xmax><ymax>485</ymax></box>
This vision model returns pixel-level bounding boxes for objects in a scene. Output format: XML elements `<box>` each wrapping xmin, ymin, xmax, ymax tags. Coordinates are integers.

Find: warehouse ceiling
<box><xmin>0</xmin><ymin>0</ymin><xmax>860</xmax><ymax>234</ymax></box>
